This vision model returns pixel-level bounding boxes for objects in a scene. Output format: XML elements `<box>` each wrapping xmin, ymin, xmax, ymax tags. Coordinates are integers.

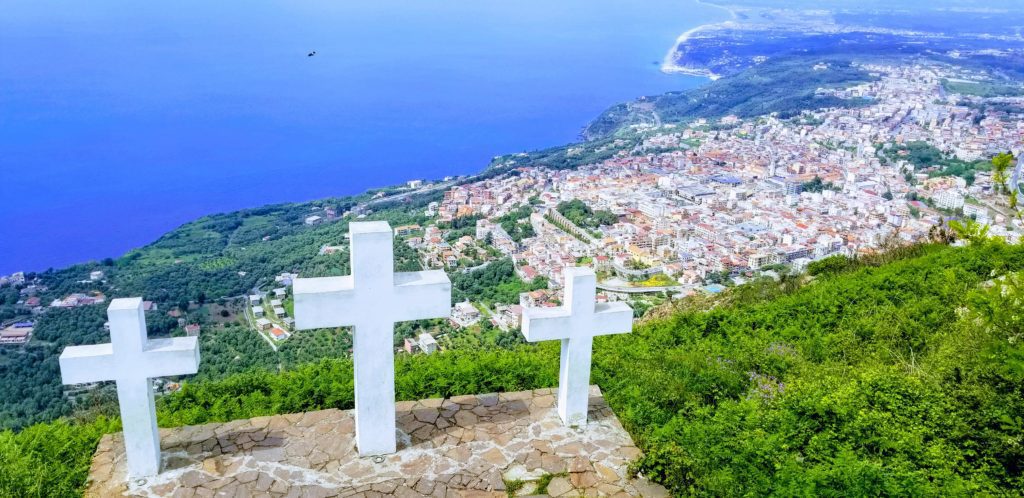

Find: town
<box><xmin>1</xmin><ymin>62</ymin><xmax>1021</xmax><ymax>359</ymax></box>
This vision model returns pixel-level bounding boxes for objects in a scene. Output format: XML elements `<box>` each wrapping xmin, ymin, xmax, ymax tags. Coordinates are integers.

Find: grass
<box><xmin>636</xmin><ymin>274</ymin><xmax>677</xmax><ymax>288</ymax></box>
<box><xmin>504</xmin><ymin>479</ymin><xmax>525</xmax><ymax>497</ymax></box>
<box><xmin>534</xmin><ymin>472</ymin><xmax>568</xmax><ymax>495</ymax></box>
<box><xmin>942</xmin><ymin>79</ymin><xmax>1024</xmax><ymax>98</ymax></box>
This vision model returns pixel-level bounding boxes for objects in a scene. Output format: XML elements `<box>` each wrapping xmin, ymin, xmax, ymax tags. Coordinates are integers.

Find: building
<box><xmin>747</xmin><ymin>253</ymin><xmax>772</xmax><ymax>271</ymax></box>
<box><xmin>963</xmin><ymin>203</ymin><xmax>988</xmax><ymax>221</ymax></box>
<box><xmin>252</xmin><ymin>306</ymin><xmax>265</xmax><ymax>317</ymax></box>
<box><xmin>394</xmin><ymin>224</ymin><xmax>422</xmax><ymax>237</ymax></box>
<box><xmin>418</xmin><ymin>333</ymin><xmax>439</xmax><ymax>354</ymax></box>
<box><xmin>255</xmin><ymin>318</ymin><xmax>273</xmax><ymax>331</ymax></box>
<box><xmin>184</xmin><ymin>324</ymin><xmax>201</xmax><ymax>337</ymax></box>
<box><xmin>495</xmin><ymin>304</ymin><xmax>523</xmax><ymax>329</ymax></box>
<box><xmin>305</xmin><ymin>215</ymin><xmax>323</xmax><ymax>226</ymax></box>
<box><xmin>270</xmin><ymin>327</ymin><xmax>290</xmax><ymax>340</ymax></box>
<box><xmin>450</xmin><ymin>301</ymin><xmax>481</xmax><ymax>327</ymax></box>
<box><xmin>934</xmin><ymin>190</ymin><xmax>965</xmax><ymax>210</ymax></box>
<box><xmin>0</xmin><ymin>322</ymin><xmax>33</xmax><ymax>345</ymax></box>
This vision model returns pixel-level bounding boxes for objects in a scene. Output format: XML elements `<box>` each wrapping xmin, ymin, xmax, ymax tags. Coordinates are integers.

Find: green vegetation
<box><xmin>555</xmin><ymin>199</ymin><xmax>618</xmax><ymax>229</ymax></box>
<box><xmin>450</xmin><ymin>259</ymin><xmax>548</xmax><ymax>306</ymax></box>
<box><xmin>0</xmin><ymin>198</ymin><xmax>434</xmax><ymax>431</ymax></box>
<box><xmin>585</xmin><ymin>57</ymin><xmax>874</xmax><ymax>139</ymax></box>
<box><xmin>942</xmin><ymin>79</ymin><xmax>1024</xmax><ymax>98</ymax></box>
<box><xmin>0</xmin><ymin>305</ymin><xmax>179</xmax><ymax>430</ymax></box>
<box><xmin>636</xmin><ymin>274</ymin><xmax>677</xmax><ymax>287</ymax></box>
<box><xmin>989</xmin><ymin>152</ymin><xmax>1022</xmax><ymax>223</ymax></box>
<box><xmin>499</xmin><ymin>136</ymin><xmax>629</xmax><ymax>172</ymax></box>
<box><xmin>495</xmin><ymin>205</ymin><xmax>536</xmax><ymax>242</ymax></box>
<box><xmin>533</xmin><ymin>472</ymin><xmax>568</xmax><ymax>495</ymax></box>
<box><xmin>191</xmin><ymin>325</ymin><xmax>277</xmax><ymax>381</ymax></box>
<box><xmin>0</xmin><ymin>417</ymin><xmax>120</xmax><ymax>496</ymax></box>
<box><xmin>882</xmin><ymin>141</ymin><xmax>990</xmax><ymax>185</ymax></box>
<box><xmin>801</xmin><ymin>175</ymin><xmax>839</xmax><ymax>193</ymax></box>
<box><xmin>4</xmin><ymin>242</ymin><xmax>1024</xmax><ymax>496</ymax></box>
<box><xmin>503</xmin><ymin>479</ymin><xmax>525</xmax><ymax>497</ymax></box>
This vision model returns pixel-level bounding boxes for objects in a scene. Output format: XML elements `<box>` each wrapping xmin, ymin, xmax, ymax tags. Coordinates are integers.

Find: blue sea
<box><xmin>0</xmin><ymin>0</ymin><xmax>725</xmax><ymax>274</ymax></box>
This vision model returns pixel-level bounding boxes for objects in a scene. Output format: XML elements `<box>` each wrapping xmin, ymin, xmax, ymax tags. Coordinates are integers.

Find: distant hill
<box><xmin>583</xmin><ymin>56</ymin><xmax>874</xmax><ymax>140</ymax></box>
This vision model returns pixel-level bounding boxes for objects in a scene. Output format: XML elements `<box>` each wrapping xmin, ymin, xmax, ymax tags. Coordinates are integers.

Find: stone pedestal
<box><xmin>86</xmin><ymin>387</ymin><xmax>669</xmax><ymax>497</ymax></box>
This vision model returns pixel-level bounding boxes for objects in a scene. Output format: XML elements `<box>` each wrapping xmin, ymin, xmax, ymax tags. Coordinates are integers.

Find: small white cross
<box><xmin>521</xmin><ymin>267</ymin><xmax>632</xmax><ymax>426</ymax></box>
<box><xmin>293</xmin><ymin>221</ymin><xmax>451</xmax><ymax>456</ymax></box>
<box><xmin>59</xmin><ymin>297</ymin><xmax>200</xmax><ymax>478</ymax></box>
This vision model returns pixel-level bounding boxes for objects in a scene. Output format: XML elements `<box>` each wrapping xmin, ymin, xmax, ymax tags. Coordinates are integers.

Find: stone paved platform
<box><xmin>86</xmin><ymin>386</ymin><xmax>669</xmax><ymax>497</ymax></box>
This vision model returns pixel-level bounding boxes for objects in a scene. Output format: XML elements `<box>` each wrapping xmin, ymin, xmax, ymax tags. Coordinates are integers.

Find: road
<box><xmin>241</xmin><ymin>298</ymin><xmax>279</xmax><ymax>352</ymax></box>
<box><xmin>363</xmin><ymin>180</ymin><xmax>459</xmax><ymax>209</ymax></box>
<box><xmin>597</xmin><ymin>283</ymin><xmax>686</xmax><ymax>294</ymax></box>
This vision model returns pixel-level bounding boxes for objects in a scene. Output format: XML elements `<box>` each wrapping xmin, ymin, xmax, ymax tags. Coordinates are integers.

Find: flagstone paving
<box><xmin>86</xmin><ymin>386</ymin><xmax>669</xmax><ymax>497</ymax></box>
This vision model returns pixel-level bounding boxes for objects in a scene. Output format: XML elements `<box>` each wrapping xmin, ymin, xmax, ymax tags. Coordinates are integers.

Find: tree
<box><xmin>949</xmin><ymin>218</ymin><xmax>990</xmax><ymax>245</ymax></box>
<box><xmin>989</xmin><ymin>152</ymin><xmax>1020</xmax><ymax>222</ymax></box>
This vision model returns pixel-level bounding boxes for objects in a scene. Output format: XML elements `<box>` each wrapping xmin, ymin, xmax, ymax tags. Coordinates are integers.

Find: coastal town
<box><xmin>362</xmin><ymin>62</ymin><xmax>1022</xmax><ymax>330</ymax></box>
<box><xmin>1</xmin><ymin>62</ymin><xmax>1021</xmax><ymax>355</ymax></box>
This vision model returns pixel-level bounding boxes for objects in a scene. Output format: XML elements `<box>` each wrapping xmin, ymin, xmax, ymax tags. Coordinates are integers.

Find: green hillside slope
<box><xmin>3</xmin><ymin>242</ymin><xmax>1023</xmax><ymax>496</ymax></box>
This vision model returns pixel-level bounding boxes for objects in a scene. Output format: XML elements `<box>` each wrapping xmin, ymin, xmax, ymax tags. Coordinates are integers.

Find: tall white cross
<box><xmin>521</xmin><ymin>267</ymin><xmax>632</xmax><ymax>426</ymax></box>
<box><xmin>293</xmin><ymin>221</ymin><xmax>451</xmax><ymax>456</ymax></box>
<box><xmin>59</xmin><ymin>297</ymin><xmax>200</xmax><ymax>478</ymax></box>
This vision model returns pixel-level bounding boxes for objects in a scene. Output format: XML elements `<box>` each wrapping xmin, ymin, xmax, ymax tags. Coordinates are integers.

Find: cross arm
<box><xmin>592</xmin><ymin>302</ymin><xmax>633</xmax><ymax>336</ymax></box>
<box><xmin>293</xmin><ymin>275</ymin><xmax>357</xmax><ymax>329</ymax></box>
<box><xmin>59</xmin><ymin>344</ymin><xmax>115</xmax><ymax>384</ymax></box>
<box><xmin>521</xmin><ymin>307</ymin><xmax>572</xmax><ymax>342</ymax></box>
<box><xmin>391</xmin><ymin>270</ymin><xmax>452</xmax><ymax>322</ymax></box>
<box><xmin>140</xmin><ymin>337</ymin><xmax>200</xmax><ymax>378</ymax></box>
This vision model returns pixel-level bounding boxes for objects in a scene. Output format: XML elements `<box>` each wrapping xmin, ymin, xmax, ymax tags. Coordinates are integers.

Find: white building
<box><xmin>934</xmin><ymin>190</ymin><xmax>965</xmax><ymax>210</ymax></box>
<box><xmin>418</xmin><ymin>333</ymin><xmax>439</xmax><ymax>354</ymax></box>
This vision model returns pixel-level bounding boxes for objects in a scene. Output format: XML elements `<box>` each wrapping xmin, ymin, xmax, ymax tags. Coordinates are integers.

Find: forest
<box><xmin>0</xmin><ymin>196</ymin><xmax>436</xmax><ymax>431</ymax></box>
<box><xmin>3</xmin><ymin>241</ymin><xmax>1023</xmax><ymax>496</ymax></box>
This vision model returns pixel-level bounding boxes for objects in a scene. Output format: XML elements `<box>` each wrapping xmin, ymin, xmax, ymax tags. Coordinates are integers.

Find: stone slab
<box><xmin>86</xmin><ymin>386</ymin><xmax>668</xmax><ymax>497</ymax></box>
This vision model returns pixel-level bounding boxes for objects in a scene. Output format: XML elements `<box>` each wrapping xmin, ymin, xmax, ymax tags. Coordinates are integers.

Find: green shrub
<box><xmin>3</xmin><ymin>243</ymin><xmax>1024</xmax><ymax>496</ymax></box>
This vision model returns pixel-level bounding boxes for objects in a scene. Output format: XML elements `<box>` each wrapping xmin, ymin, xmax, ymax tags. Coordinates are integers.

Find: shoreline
<box><xmin>5</xmin><ymin>3</ymin><xmax>731</xmax><ymax>277</ymax></box>
<box><xmin>659</xmin><ymin>0</ymin><xmax>738</xmax><ymax>79</ymax></box>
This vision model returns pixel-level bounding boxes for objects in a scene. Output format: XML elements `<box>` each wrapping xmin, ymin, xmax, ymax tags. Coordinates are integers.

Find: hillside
<box><xmin>583</xmin><ymin>56</ymin><xmax>874</xmax><ymax>140</ymax></box>
<box><xmin>3</xmin><ymin>241</ymin><xmax>1023</xmax><ymax>496</ymax></box>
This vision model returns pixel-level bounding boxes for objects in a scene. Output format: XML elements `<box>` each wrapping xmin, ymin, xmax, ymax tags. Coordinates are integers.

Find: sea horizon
<box><xmin>0</xmin><ymin>0</ymin><xmax>726</xmax><ymax>275</ymax></box>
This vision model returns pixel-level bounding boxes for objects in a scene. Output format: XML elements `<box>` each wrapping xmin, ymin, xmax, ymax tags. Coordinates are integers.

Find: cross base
<box><xmin>85</xmin><ymin>387</ymin><xmax>668</xmax><ymax>498</ymax></box>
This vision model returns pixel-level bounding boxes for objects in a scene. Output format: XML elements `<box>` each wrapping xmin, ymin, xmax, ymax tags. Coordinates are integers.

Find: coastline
<box><xmin>659</xmin><ymin>0</ymin><xmax>738</xmax><ymax>79</ymax></box>
<box><xmin>3</xmin><ymin>1</ymin><xmax>726</xmax><ymax>276</ymax></box>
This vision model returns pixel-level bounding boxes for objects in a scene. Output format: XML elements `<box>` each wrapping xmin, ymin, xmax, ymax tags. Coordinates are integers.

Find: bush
<box><xmin>806</xmin><ymin>255</ymin><xmax>856</xmax><ymax>276</ymax></box>
<box><xmin>4</xmin><ymin>243</ymin><xmax>1024</xmax><ymax>496</ymax></box>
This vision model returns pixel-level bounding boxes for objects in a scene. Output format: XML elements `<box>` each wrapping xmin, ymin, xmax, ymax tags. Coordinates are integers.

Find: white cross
<box><xmin>293</xmin><ymin>221</ymin><xmax>451</xmax><ymax>456</ymax></box>
<box><xmin>521</xmin><ymin>267</ymin><xmax>632</xmax><ymax>426</ymax></box>
<box><xmin>59</xmin><ymin>297</ymin><xmax>200</xmax><ymax>478</ymax></box>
